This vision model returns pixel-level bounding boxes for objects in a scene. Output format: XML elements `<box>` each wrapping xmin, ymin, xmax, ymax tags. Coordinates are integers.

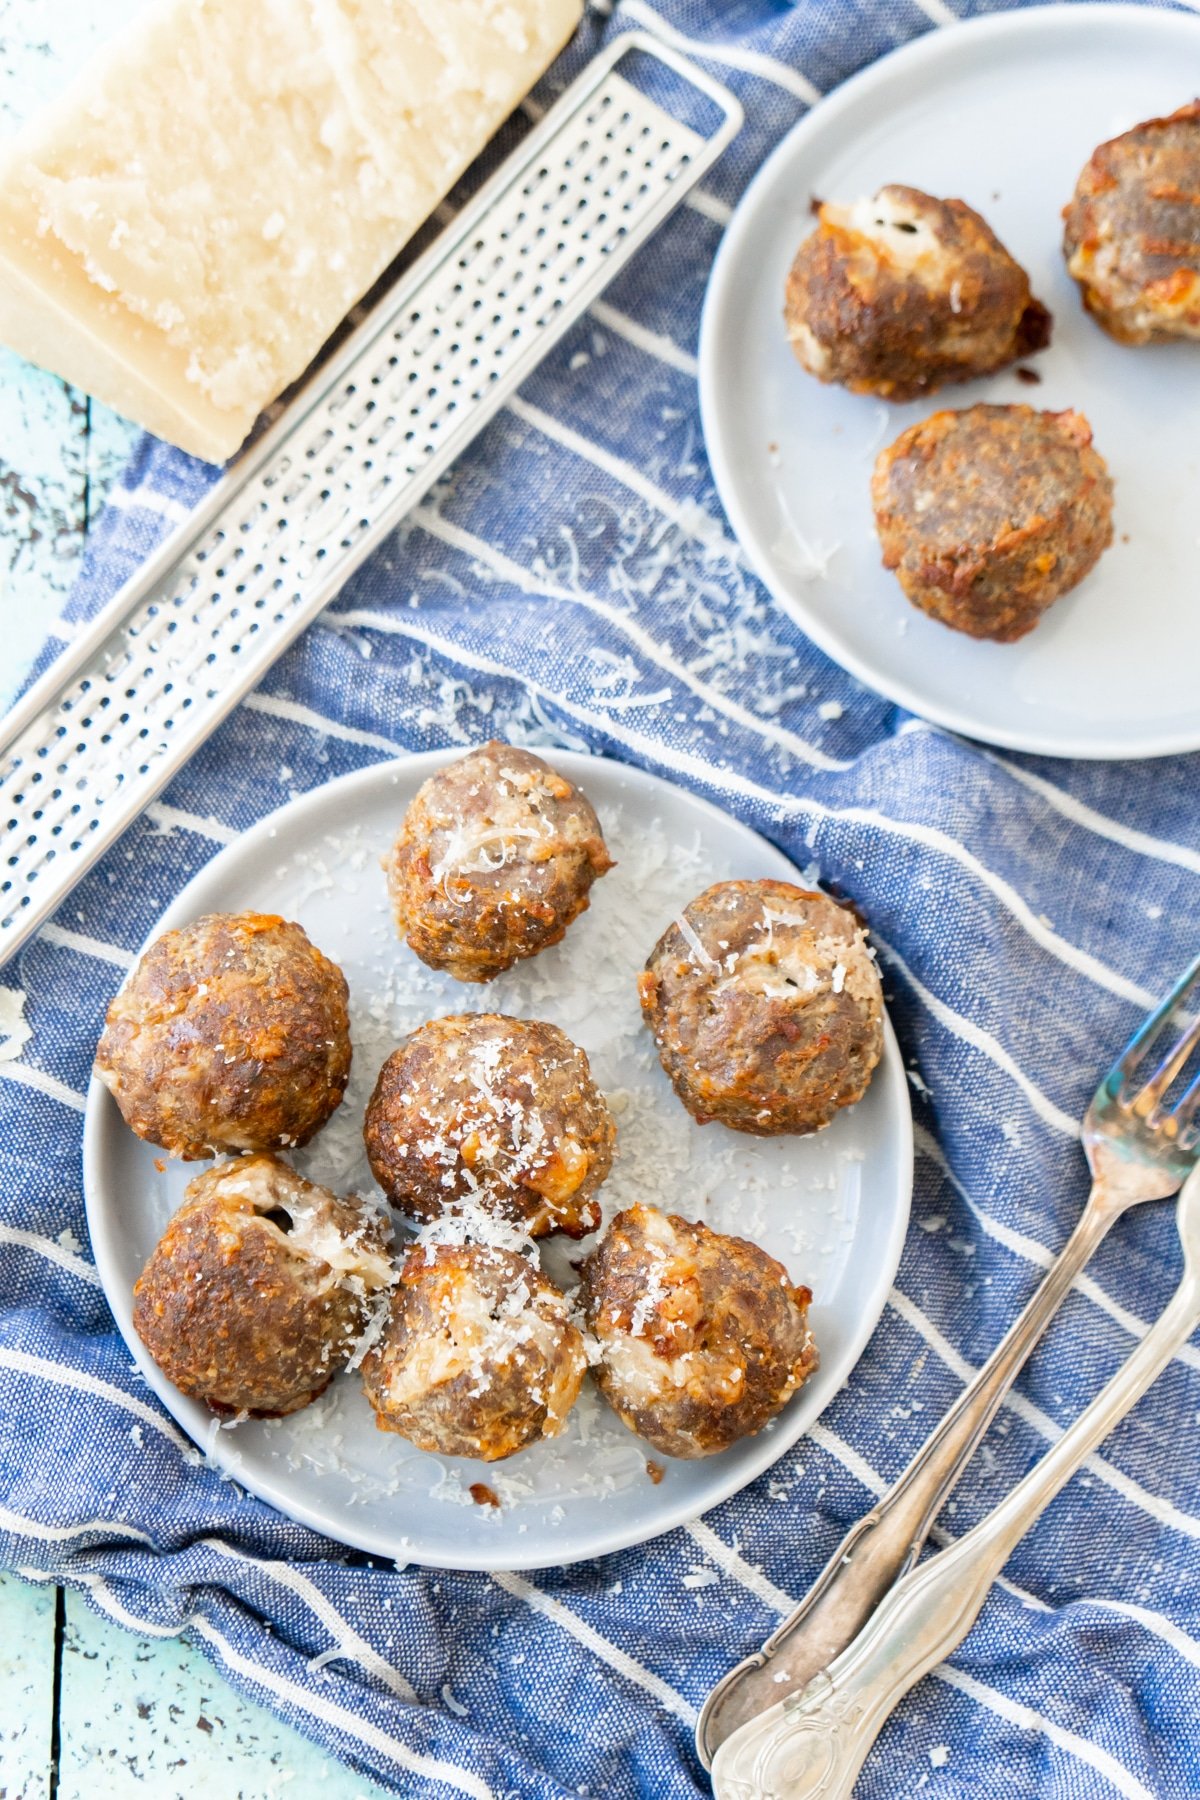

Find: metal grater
<box><xmin>0</xmin><ymin>31</ymin><xmax>741</xmax><ymax>972</ymax></box>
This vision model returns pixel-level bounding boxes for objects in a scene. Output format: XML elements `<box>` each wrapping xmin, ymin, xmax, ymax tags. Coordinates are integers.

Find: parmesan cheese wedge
<box><xmin>0</xmin><ymin>0</ymin><xmax>582</xmax><ymax>463</ymax></box>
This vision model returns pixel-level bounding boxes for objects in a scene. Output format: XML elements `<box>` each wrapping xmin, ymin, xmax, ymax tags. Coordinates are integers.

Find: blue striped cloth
<box><xmin>3</xmin><ymin>2</ymin><xmax>1199</xmax><ymax>1795</ymax></box>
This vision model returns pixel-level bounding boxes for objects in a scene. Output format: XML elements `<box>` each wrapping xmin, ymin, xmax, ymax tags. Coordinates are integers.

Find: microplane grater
<box><xmin>0</xmin><ymin>31</ymin><xmax>741</xmax><ymax>972</ymax></box>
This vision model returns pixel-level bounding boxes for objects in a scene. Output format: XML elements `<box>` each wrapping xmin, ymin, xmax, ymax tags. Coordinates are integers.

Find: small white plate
<box><xmin>83</xmin><ymin>751</ymin><xmax>912</xmax><ymax>1570</ymax></box>
<box><xmin>699</xmin><ymin>4</ymin><xmax>1200</xmax><ymax>760</ymax></box>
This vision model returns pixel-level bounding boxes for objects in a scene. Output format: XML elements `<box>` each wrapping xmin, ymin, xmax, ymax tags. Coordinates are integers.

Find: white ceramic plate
<box><xmin>84</xmin><ymin>751</ymin><xmax>911</xmax><ymax>1570</ymax></box>
<box><xmin>700</xmin><ymin>4</ymin><xmax>1200</xmax><ymax>760</ymax></box>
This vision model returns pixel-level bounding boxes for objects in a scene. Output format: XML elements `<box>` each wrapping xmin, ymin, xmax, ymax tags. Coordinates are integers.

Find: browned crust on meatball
<box><xmin>363</xmin><ymin>1014</ymin><xmax>615</xmax><ymax>1238</ymax></box>
<box><xmin>639</xmin><ymin>880</ymin><xmax>883</xmax><ymax>1137</ymax></box>
<box><xmin>577</xmin><ymin>1204</ymin><xmax>818</xmax><ymax>1459</ymax></box>
<box><xmin>95</xmin><ymin>912</ymin><xmax>352</xmax><ymax>1161</ymax></box>
<box><xmin>360</xmin><ymin>1242</ymin><xmax>586</xmax><ymax>1461</ymax></box>
<box><xmin>387</xmin><ymin>742</ymin><xmax>613</xmax><ymax>983</ymax></box>
<box><xmin>871</xmin><ymin>404</ymin><xmax>1115</xmax><ymax>641</ymax></box>
<box><xmin>785</xmin><ymin>185</ymin><xmax>1051</xmax><ymax>402</ymax></box>
<box><xmin>1063</xmin><ymin>101</ymin><xmax>1200</xmax><ymax>344</ymax></box>
<box><xmin>132</xmin><ymin>1154</ymin><xmax>394</xmax><ymax>1418</ymax></box>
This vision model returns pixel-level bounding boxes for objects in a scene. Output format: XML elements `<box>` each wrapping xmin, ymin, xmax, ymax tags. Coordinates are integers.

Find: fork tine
<box><xmin>1116</xmin><ymin>950</ymin><xmax>1200</xmax><ymax>1092</ymax></box>
<box><xmin>1128</xmin><ymin>1009</ymin><xmax>1200</xmax><ymax>1119</ymax></box>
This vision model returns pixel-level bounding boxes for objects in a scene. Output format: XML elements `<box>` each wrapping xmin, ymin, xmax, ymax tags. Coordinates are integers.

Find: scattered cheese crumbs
<box><xmin>817</xmin><ymin>700</ymin><xmax>844</xmax><ymax>722</ymax></box>
<box><xmin>831</xmin><ymin>962</ymin><xmax>846</xmax><ymax>994</ymax></box>
<box><xmin>441</xmin><ymin>1684</ymin><xmax>469</xmax><ymax>1718</ymax></box>
<box><xmin>1146</xmin><ymin>903</ymin><xmax>1163</xmax><ymax>921</ymax></box>
<box><xmin>930</xmin><ymin>1745</ymin><xmax>951</xmax><ymax>1768</ymax></box>
<box><xmin>57</xmin><ymin>1227</ymin><xmax>83</xmax><ymax>1253</ymax></box>
<box><xmin>130</xmin><ymin>1424</ymin><xmax>144</xmax><ymax>1448</ymax></box>
<box><xmin>682</xmin><ymin>1568</ymin><xmax>719</xmax><ymax>1590</ymax></box>
<box><xmin>0</xmin><ymin>987</ymin><xmax>32</xmax><ymax>1062</ymax></box>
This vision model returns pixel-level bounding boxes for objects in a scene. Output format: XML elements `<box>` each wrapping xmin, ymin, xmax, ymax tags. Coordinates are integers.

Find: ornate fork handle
<box><xmin>710</xmin><ymin>1235</ymin><xmax>1200</xmax><ymax>1799</ymax></box>
<box><xmin>699</xmin><ymin>1179</ymin><xmax>1136</xmax><ymax>1756</ymax></box>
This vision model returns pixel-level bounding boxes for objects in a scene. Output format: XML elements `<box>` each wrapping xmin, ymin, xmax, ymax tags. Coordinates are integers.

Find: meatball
<box><xmin>96</xmin><ymin>911</ymin><xmax>351</xmax><ymax>1161</ymax></box>
<box><xmin>871</xmin><ymin>404</ymin><xmax>1114</xmax><ymax>641</ymax></box>
<box><xmin>360</xmin><ymin>1241</ymin><xmax>586</xmax><ymax>1460</ymax></box>
<box><xmin>784</xmin><ymin>186</ymin><xmax>1051</xmax><ymax>402</ymax></box>
<box><xmin>364</xmin><ymin>1013</ymin><xmax>615</xmax><ymax>1238</ymax></box>
<box><xmin>132</xmin><ymin>1154</ymin><xmax>394</xmax><ymax>1417</ymax></box>
<box><xmin>387</xmin><ymin>741</ymin><xmax>613</xmax><ymax>983</ymax></box>
<box><xmin>1064</xmin><ymin>101</ymin><xmax>1200</xmax><ymax>344</ymax></box>
<box><xmin>577</xmin><ymin>1205</ymin><xmax>818</xmax><ymax>1459</ymax></box>
<box><xmin>639</xmin><ymin>880</ymin><xmax>883</xmax><ymax>1137</ymax></box>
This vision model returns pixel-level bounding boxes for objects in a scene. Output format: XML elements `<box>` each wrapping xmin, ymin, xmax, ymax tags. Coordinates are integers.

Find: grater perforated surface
<box><xmin>0</xmin><ymin>34</ymin><xmax>741</xmax><ymax>971</ymax></box>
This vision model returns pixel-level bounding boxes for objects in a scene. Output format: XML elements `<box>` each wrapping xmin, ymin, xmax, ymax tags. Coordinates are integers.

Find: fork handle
<box><xmin>709</xmin><ymin>1263</ymin><xmax>1200</xmax><ymax>1800</ymax></box>
<box><xmin>697</xmin><ymin>1180</ymin><xmax>1120</xmax><ymax>1760</ymax></box>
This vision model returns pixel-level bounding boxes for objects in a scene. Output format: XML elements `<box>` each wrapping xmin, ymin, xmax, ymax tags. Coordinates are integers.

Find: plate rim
<box><xmin>698</xmin><ymin>0</ymin><xmax>1200</xmax><ymax>762</ymax></box>
<box><xmin>83</xmin><ymin>748</ymin><xmax>913</xmax><ymax>1570</ymax></box>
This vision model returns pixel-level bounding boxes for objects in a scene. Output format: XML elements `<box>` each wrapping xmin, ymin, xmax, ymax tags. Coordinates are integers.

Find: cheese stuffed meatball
<box><xmin>387</xmin><ymin>741</ymin><xmax>613</xmax><ymax>982</ymax></box>
<box><xmin>132</xmin><ymin>1155</ymin><xmax>394</xmax><ymax>1417</ymax></box>
<box><xmin>96</xmin><ymin>911</ymin><xmax>351</xmax><ymax>1160</ymax></box>
<box><xmin>360</xmin><ymin>1242</ymin><xmax>586</xmax><ymax>1461</ymax></box>
<box><xmin>577</xmin><ymin>1205</ymin><xmax>818</xmax><ymax>1459</ymax></box>
<box><xmin>1064</xmin><ymin>101</ymin><xmax>1200</xmax><ymax>344</ymax></box>
<box><xmin>364</xmin><ymin>1013</ymin><xmax>615</xmax><ymax>1238</ymax></box>
<box><xmin>871</xmin><ymin>404</ymin><xmax>1114</xmax><ymax>641</ymax></box>
<box><xmin>785</xmin><ymin>186</ymin><xmax>1051</xmax><ymax>401</ymax></box>
<box><xmin>639</xmin><ymin>880</ymin><xmax>883</xmax><ymax>1137</ymax></box>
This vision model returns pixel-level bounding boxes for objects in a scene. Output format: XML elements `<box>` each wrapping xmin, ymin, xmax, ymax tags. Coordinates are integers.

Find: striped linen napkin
<box><xmin>3</xmin><ymin>2</ymin><xmax>1199</xmax><ymax>1796</ymax></box>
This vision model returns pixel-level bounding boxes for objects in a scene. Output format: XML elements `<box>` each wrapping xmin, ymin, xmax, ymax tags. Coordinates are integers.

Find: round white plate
<box><xmin>84</xmin><ymin>751</ymin><xmax>911</xmax><ymax>1570</ymax></box>
<box><xmin>700</xmin><ymin>4</ymin><xmax>1200</xmax><ymax>760</ymax></box>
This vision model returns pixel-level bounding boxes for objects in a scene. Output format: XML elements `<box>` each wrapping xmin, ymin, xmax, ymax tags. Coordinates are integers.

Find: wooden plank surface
<box><xmin>0</xmin><ymin>1572</ymin><xmax>56</xmax><ymax>1800</ymax></box>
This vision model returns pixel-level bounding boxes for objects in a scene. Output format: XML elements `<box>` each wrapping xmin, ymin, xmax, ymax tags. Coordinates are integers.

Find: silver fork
<box><xmin>711</xmin><ymin>1156</ymin><xmax>1200</xmax><ymax>1799</ymax></box>
<box><xmin>697</xmin><ymin>950</ymin><xmax>1200</xmax><ymax>1763</ymax></box>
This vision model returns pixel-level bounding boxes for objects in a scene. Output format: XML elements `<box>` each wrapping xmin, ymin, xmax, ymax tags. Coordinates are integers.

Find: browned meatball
<box><xmin>387</xmin><ymin>741</ymin><xmax>613</xmax><ymax>984</ymax></box>
<box><xmin>360</xmin><ymin>1241</ymin><xmax>586</xmax><ymax>1460</ymax></box>
<box><xmin>785</xmin><ymin>186</ymin><xmax>1050</xmax><ymax>402</ymax></box>
<box><xmin>364</xmin><ymin>1013</ymin><xmax>615</xmax><ymax>1238</ymax></box>
<box><xmin>871</xmin><ymin>404</ymin><xmax>1114</xmax><ymax>642</ymax></box>
<box><xmin>95</xmin><ymin>912</ymin><xmax>352</xmax><ymax>1161</ymax></box>
<box><xmin>132</xmin><ymin>1154</ymin><xmax>394</xmax><ymax>1417</ymax></box>
<box><xmin>639</xmin><ymin>880</ymin><xmax>883</xmax><ymax>1137</ymax></box>
<box><xmin>1064</xmin><ymin>101</ymin><xmax>1200</xmax><ymax>344</ymax></box>
<box><xmin>577</xmin><ymin>1204</ymin><xmax>818</xmax><ymax>1459</ymax></box>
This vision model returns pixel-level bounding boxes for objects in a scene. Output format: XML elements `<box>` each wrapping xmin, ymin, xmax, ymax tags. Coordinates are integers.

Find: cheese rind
<box><xmin>0</xmin><ymin>0</ymin><xmax>582</xmax><ymax>462</ymax></box>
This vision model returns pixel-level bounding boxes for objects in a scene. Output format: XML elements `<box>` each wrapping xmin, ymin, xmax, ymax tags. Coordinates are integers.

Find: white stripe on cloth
<box><xmin>0</xmin><ymin>1225</ymin><xmax>102</xmax><ymax>1288</ymax></box>
<box><xmin>913</xmin><ymin>1126</ymin><xmax>1200</xmax><ymax>1376</ymax></box>
<box><xmin>204</xmin><ymin>1537</ymin><xmax>418</xmax><ymax>1704</ymax></box>
<box><xmin>684</xmin><ymin>1520</ymin><xmax>795</xmax><ymax>1616</ymax></box>
<box><xmin>886</xmin><ymin>1285</ymin><xmax>1200</xmax><ymax>1541</ymax></box>
<box><xmin>0</xmin><ymin>1347</ymin><xmax>194</xmax><ymax>1459</ymax></box>
<box><xmin>144</xmin><ymin>800</ymin><xmax>237</xmax><ymax>845</ymax></box>
<box><xmin>38</xmin><ymin>923</ymin><xmax>134</xmax><ymax>969</ymax></box>
<box><xmin>505</xmin><ymin>394</ymin><xmax>740</xmax><ymax>559</ymax></box>
<box><xmin>0</xmin><ymin>1062</ymin><xmax>87</xmax><ymax>1114</ymax></box>
<box><xmin>910</xmin><ymin>0</ymin><xmax>960</xmax><ymax>25</ymax></box>
<box><xmin>935</xmin><ymin>1665</ymin><xmax>1156</xmax><ymax>1800</ymax></box>
<box><xmin>588</xmin><ymin>300</ymin><xmax>699</xmax><ymax>376</ymax></box>
<box><xmin>875</xmin><ymin>937</ymin><xmax>1080</xmax><ymax>1139</ymax></box>
<box><xmin>491</xmin><ymin>1570</ymin><xmax>697</xmax><ymax>1724</ymax></box>
<box><xmin>0</xmin><ymin>1506</ymin><xmax>151</xmax><ymax>1545</ymax></box>
<box><xmin>106</xmin><ymin>486</ymin><xmax>194</xmax><ymax>528</ymax></box>
<box><xmin>242</xmin><ymin>691</ymin><xmax>401</xmax><ymax>755</ymax></box>
<box><xmin>617</xmin><ymin>0</ymin><xmax>822</xmax><ymax>103</ymax></box>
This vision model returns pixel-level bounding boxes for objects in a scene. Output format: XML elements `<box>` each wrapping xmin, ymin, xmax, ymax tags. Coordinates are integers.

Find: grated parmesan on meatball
<box><xmin>785</xmin><ymin>185</ymin><xmax>1050</xmax><ymax>402</ymax></box>
<box><xmin>360</xmin><ymin>1241</ymin><xmax>586</xmax><ymax>1461</ymax></box>
<box><xmin>387</xmin><ymin>741</ymin><xmax>613</xmax><ymax>983</ymax></box>
<box><xmin>578</xmin><ymin>1204</ymin><xmax>818</xmax><ymax>1459</ymax></box>
<box><xmin>639</xmin><ymin>879</ymin><xmax>883</xmax><ymax>1136</ymax></box>
<box><xmin>363</xmin><ymin>1013</ymin><xmax>615</xmax><ymax>1238</ymax></box>
<box><xmin>132</xmin><ymin>1154</ymin><xmax>394</xmax><ymax>1418</ymax></box>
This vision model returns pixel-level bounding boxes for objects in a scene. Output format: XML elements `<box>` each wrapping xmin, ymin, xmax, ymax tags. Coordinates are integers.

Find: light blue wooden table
<box><xmin>0</xmin><ymin>5</ymin><xmax>396</xmax><ymax>1793</ymax></box>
